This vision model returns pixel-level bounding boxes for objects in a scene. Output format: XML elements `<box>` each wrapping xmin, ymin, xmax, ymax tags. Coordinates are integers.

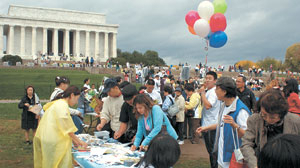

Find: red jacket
<box><xmin>288</xmin><ymin>93</ymin><xmax>300</xmax><ymax>116</ymax></box>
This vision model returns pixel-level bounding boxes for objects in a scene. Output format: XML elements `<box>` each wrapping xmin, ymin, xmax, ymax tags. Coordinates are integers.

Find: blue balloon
<box><xmin>209</xmin><ymin>31</ymin><xmax>228</xmax><ymax>48</ymax></box>
<box><xmin>205</xmin><ymin>31</ymin><xmax>213</xmax><ymax>40</ymax></box>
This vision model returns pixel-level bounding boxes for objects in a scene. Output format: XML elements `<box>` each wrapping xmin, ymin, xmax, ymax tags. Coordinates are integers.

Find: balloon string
<box><xmin>205</xmin><ymin>40</ymin><xmax>209</xmax><ymax>66</ymax></box>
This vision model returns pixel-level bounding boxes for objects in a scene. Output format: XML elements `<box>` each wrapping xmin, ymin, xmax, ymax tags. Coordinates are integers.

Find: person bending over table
<box><xmin>34</xmin><ymin>86</ymin><xmax>87</xmax><ymax>168</ymax></box>
<box><xmin>131</xmin><ymin>94</ymin><xmax>178</xmax><ymax>151</ymax></box>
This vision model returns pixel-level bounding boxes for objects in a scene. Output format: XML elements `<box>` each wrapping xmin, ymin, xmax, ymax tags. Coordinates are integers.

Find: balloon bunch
<box><xmin>185</xmin><ymin>0</ymin><xmax>228</xmax><ymax>48</ymax></box>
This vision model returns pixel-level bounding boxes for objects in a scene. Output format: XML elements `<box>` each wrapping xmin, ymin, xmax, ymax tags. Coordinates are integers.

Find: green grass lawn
<box><xmin>0</xmin><ymin>103</ymin><xmax>209</xmax><ymax>168</ymax></box>
<box><xmin>0</xmin><ymin>67</ymin><xmax>111</xmax><ymax>100</ymax></box>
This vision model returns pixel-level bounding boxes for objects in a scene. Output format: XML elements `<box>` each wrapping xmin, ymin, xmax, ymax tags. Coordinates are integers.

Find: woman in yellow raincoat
<box><xmin>33</xmin><ymin>86</ymin><xmax>87</xmax><ymax>168</ymax></box>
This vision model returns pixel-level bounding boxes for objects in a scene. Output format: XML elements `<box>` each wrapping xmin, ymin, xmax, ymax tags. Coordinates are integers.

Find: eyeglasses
<box><xmin>260</xmin><ymin>112</ymin><xmax>280</xmax><ymax>120</ymax></box>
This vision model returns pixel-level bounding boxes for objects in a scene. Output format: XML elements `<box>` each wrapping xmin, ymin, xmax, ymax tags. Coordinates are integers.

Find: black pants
<box><xmin>176</xmin><ymin>122</ymin><xmax>184</xmax><ymax>141</ymax></box>
<box><xmin>183</xmin><ymin>116</ymin><xmax>193</xmax><ymax>138</ymax></box>
<box><xmin>203</xmin><ymin>130</ymin><xmax>218</xmax><ymax>168</ymax></box>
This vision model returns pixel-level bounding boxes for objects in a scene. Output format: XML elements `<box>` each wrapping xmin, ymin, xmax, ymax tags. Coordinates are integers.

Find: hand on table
<box><xmin>79</xmin><ymin>140</ymin><xmax>88</xmax><ymax>149</ymax></box>
<box><xmin>130</xmin><ymin>145</ymin><xmax>137</xmax><ymax>151</ymax></box>
<box><xmin>139</xmin><ymin>145</ymin><xmax>148</xmax><ymax>151</ymax></box>
<box><xmin>113</xmin><ymin>131</ymin><xmax>122</xmax><ymax>140</ymax></box>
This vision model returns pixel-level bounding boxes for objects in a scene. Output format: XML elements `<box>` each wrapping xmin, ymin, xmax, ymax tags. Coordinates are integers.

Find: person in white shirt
<box><xmin>198</xmin><ymin>71</ymin><xmax>221</xmax><ymax>168</ymax></box>
<box><xmin>96</xmin><ymin>78</ymin><xmax>124</xmax><ymax>139</ymax></box>
<box><xmin>153</xmin><ymin>75</ymin><xmax>161</xmax><ymax>93</ymax></box>
<box><xmin>197</xmin><ymin>77</ymin><xmax>251</xmax><ymax>168</ymax></box>
<box><xmin>83</xmin><ymin>78</ymin><xmax>91</xmax><ymax>90</ymax></box>
<box><xmin>144</xmin><ymin>79</ymin><xmax>163</xmax><ymax>105</ymax></box>
<box><xmin>50</xmin><ymin>76</ymin><xmax>83</xmax><ymax>134</ymax></box>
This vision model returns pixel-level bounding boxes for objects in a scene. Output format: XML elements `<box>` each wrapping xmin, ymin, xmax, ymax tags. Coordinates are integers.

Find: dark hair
<box><xmin>283</xmin><ymin>78</ymin><xmax>299</xmax><ymax>97</ymax></box>
<box><xmin>53</xmin><ymin>85</ymin><xmax>80</xmax><ymax>101</ymax></box>
<box><xmin>133</xmin><ymin>94</ymin><xmax>154</xmax><ymax>119</ymax></box>
<box><xmin>206</xmin><ymin>71</ymin><xmax>217</xmax><ymax>80</ymax></box>
<box><xmin>238</xmin><ymin>75</ymin><xmax>247</xmax><ymax>83</ymax></box>
<box><xmin>164</xmin><ymin>85</ymin><xmax>173</xmax><ymax>94</ymax></box>
<box><xmin>184</xmin><ymin>83</ymin><xmax>194</xmax><ymax>92</ymax></box>
<box><xmin>55</xmin><ymin>76</ymin><xmax>70</xmax><ymax>86</ymax></box>
<box><xmin>83</xmin><ymin>78</ymin><xmax>89</xmax><ymax>84</ymax></box>
<box><xmin>146</xmin><ymin>79</ymin><xmax>155</xmax><ymax>86</ymax></box>
<box><xmin>137</xmin><ymin>134</ymin><xmax>180</xmax><ymax>168</ymax></box>
<box><xmin>256</xmin><ymin>89</ymin><xmax>288</xmax><ymax>119</ymax></box>
<box><xmin>114</xmin><ymin>76</ymin><xmax>122</xmax><ymax>83</ymax></box>
<box><xmin>139</xmin><ymin>85</ymin><xmax>147</xmax><ymax>91</ymax></box>
<box><xmin>216</xmin><ymin>77</ymin><xmax>237</xmax><ymax>98</ymax></box>
<box><xmin>25</xmin><ymin>85</ymin><xmax>35</xmax><ymax>95</ymax></box>
<box><xmin>81</xmin><ymin>87</ymin><xmax>88</xmax><ymax>92</ymax></box>
<box><xmin>119</xmin><ymin>81</ymin><xmax>130</xmax><ymax>89</ymax></box>
<box><xmin>258</xmin><ymin>134</ymin><xmax>300</xmax><ymax>168</ymax></box>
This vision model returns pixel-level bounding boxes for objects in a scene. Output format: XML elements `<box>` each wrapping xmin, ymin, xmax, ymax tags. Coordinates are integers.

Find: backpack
<box><xmin>167</xmin><ymin>96</ymin><xmax>180</xmax><ymax>118</ymax></box>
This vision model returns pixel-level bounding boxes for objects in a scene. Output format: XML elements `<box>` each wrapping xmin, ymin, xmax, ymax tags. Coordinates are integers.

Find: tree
<box><xmin>256</xmin><ymin>57</ymin><xmax>284</xmax><ymax>71</ymax></box>
<box><xmin>1</xmin><ymin>55</ymin><xmax>22</xmax><ymax>66</ymax></box>
<box><xmin>111</xmin><ymin>48</ymin><xmax>166</xmax><ymax>66</ymax></box>
<box><xmin>285</xmin><ymin>43</ymin><xmax>300</xmax><ymax>72</ymax></box>
<box><xmin>235</xmin><ymin>60</ymin><xmax>257</xmax><ymax>70</ymax></box>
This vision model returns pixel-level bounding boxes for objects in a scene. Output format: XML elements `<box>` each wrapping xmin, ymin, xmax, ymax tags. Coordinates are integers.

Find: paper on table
<box><xmin>90</xmin><ymin>147</ymin><xmax>107</xmax><ymax>156</ymax></box>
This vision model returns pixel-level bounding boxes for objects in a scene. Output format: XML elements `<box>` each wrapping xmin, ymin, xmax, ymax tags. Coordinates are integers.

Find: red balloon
<box><xmin>185</xmin><ymin>10</ymin><xmax>200</xmax><ymax>27</ymax></box>
<box><xmin>210</xmin><ymin>13</ymin><xmax>227</xmax><ymax>32</ymax></box>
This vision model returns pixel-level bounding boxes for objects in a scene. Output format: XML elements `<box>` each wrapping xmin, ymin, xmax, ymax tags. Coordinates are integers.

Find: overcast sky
<box><xmin>1</xmin><ymin>0</ymin><xmax>299</xmax><ymax>67</ymax></box>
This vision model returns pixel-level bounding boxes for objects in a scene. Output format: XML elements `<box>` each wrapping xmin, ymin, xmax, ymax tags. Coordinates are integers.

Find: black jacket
<box><xmin>237</xmin><ymin>87</ymin><xmax>256</xmax><ymax>112</ymax></box>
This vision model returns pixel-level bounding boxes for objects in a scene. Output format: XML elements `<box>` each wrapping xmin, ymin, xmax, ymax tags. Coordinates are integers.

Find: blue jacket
<box><xmin>215</xmin><ymin>98</ymin><xmax>252</xmax><ymax>162</ymax></box>
<box><xmin>134</xmin><ymin>105</ymin><xmax>178</xmax><ymax>147</ymax></box>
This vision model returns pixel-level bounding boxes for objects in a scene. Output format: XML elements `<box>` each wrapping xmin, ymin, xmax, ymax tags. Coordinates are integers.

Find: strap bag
<box><xmin>229</xmin><ymin>127</ymin><xmax>248</xmax><ymax>168</ymax></box>
<box><xmin>185</xmin><ymin>97</ymin><xmax>200</xmax><ymax>118</ymax></box>
<box><xmin>167</xmin><ymin>96</ymin><xmax>180</xmax><ymax>118</ymax></box>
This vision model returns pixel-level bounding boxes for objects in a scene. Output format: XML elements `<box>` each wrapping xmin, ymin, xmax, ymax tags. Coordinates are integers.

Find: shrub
<box><xmin>1</xmin><ymin>55</ymin><xmax>22</xmax><ymax>66</ymax></box>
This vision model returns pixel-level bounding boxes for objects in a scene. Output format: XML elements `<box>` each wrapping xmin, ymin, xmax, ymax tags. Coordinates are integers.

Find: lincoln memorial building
<box><xmin>0</xmin><ymin>5</ymin><xmax>119</xmax><ymax>62</ymax></box>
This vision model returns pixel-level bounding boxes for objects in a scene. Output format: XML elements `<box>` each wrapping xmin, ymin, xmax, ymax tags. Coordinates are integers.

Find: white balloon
<box><xmin>198</xmin><ymin>1</ymin><xmax>215</xmax><ymax>21</ymax></box>
<box><xmin>193</xmin><ymin>19</ymin><xmax>210</xmax><ymax>38</ymax></box>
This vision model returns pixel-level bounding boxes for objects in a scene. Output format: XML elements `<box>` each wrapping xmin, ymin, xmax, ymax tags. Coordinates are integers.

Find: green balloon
<box><xmin>213</xmin><ymin>0</ymin><xmax>227</xmax><ymax>14</ymax></box>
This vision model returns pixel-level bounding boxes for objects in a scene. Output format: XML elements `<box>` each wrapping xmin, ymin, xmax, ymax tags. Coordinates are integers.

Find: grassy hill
<box><xmin>0</xmin><ymin>67</ymin><xmax>109</xmax><ymax>99</ymax></box>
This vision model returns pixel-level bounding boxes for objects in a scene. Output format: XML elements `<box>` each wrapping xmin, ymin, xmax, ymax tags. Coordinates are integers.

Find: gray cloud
<box><xmin>1</xmin><ymin>0</ymin><xmax>300</xmax><ymax>67</ymax></box>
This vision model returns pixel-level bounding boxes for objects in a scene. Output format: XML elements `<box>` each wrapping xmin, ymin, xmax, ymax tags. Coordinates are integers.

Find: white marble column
<box><xmin>85</xmin><ymin>31</ymin><xmax>90</xmax><ymax>57</ymax></box>
<box><xmin>8</xmin><ymin>25</ymin><xmax>14</xmax><ymax>55</ymax></box>
<box><xmin>0</xmin><ymin>25</ymin><xmax>4</xmax><ymax>57</ymax></box>
<box><xmin>32</xmin><ymin>27</ymin><xmax>37</xmax><ymax>59</ymax></box>
<box><xmin>20</xmin><ymin>26</ymin><xmax>25</xmax><ymax>56</ymax></box>
<box><xmin>42</xmin><ymin>28</ymin><xmax>47</xmax><ymax>55</ymax></box>
<box><xmin>53</xmin><ymin>28</ymin><xmax>58</xmax><ymax>57</ymax></box>
<box><xmin>64</xmin><ymin>29</ymin><xmax>70</xmax><ymax>58</ymax></box>
<box><xmin>95</xmin><ymin>32</ymin><xmax>99</xmax><ymax>59</ymax></box>
<box><xmin>104</xmin><ymin>32</ymin><xmax>108</xmax><ymax>59</ymax></box>
<box><xmin>75</xmin><ymin>30</ymin><xmax>80</xmax><ymax>58</ymax></box>
<box><xmin>112</xmin><ymin>33</ymin><xmax>117</xmax><ymax>58</ymax></box>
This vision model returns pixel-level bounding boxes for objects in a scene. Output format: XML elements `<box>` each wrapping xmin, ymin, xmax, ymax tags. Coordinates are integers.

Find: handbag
<box><xmin>185</xmin><ymin>98</ymin><xmax>200</xmax><ymax>118</ymax></box>
<box><xmin>167</xmin><ymin>96</ymin><xmax>180</xmax><ymax>118</ymax></box>
<box><xmin>185</xmin><ymin>109</ymin><xmax>195</xmax><ymax>117</ymax></box>
<box><xmin>28</xmin><ymin>104</ymin><xmax>42</xmax><ymax>115</ymax></box>
<box><xmin>229</xmin><ymin>128</ymin><xmax>248</xmax><ymax>168</ymax></box>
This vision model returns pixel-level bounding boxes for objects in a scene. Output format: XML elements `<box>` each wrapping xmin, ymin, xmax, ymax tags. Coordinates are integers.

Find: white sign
<box><xmin>16</xmin><ymin>62</ymin><xmax>22</xmax><ymax>66</ymax></box>
<box><xmin>63</xmin><ymin>63</ymin><xmax>70</xmax><ymax>67</ymax></box>
<box><xmin>27</xmin><ymin>62</ymin><xmax>34</xmax><ymax>67</ymax></box>
<box><xmin>52</xmin><ymin>63</ymin><xmax>58</xmax><ymax>67</ymax></box>
<box><xmin>3</xmin><ymin>62</ymin><xmax>9</xmax><ymax>66</ymax></box>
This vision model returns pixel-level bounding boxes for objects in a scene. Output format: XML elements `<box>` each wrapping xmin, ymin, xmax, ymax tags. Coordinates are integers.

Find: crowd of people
<box><xmin>17</xmin><ymin>67</ymin><xmax>300</xmax><ymax>168</ymax></box>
